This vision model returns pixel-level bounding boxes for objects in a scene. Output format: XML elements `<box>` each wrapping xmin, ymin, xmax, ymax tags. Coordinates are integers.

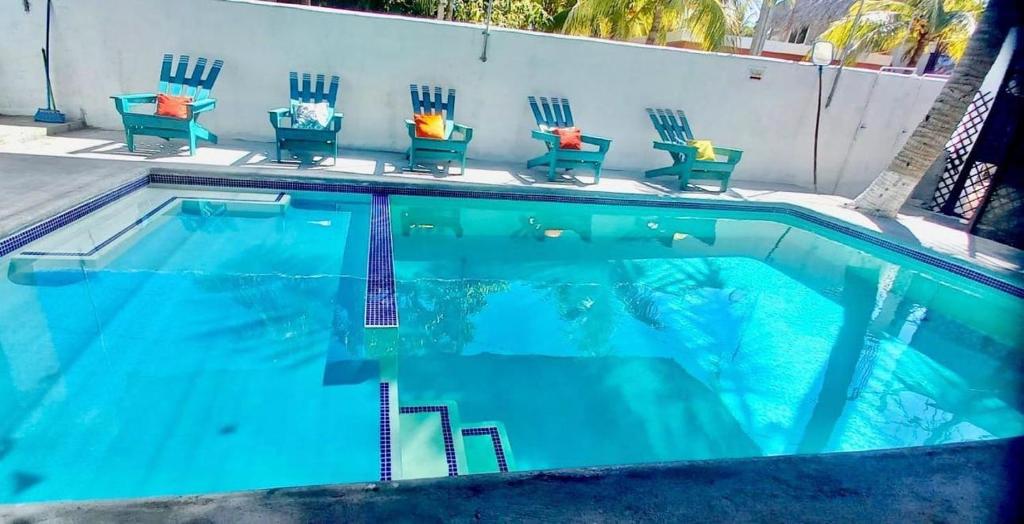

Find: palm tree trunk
<box><xmin>851</xmin><ymin>0</ymin><xmax>1017</xmax><ymax>217</ymax></box>
<box><xmin>646</xmin><ymin>4</ymin><xmax>665</xmax><ymax>45</ymax></box>
<box><xmin>904</xmin><ymin>25</ymin><xmax>932</xmax><ymax>67</ymax></box>
<box><xmin>750</xmin><ymin>0</ymin><xmax>775</xmax><ymax>56</ymax></box>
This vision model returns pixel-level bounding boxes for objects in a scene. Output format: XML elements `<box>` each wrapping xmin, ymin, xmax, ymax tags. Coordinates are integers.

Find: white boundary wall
<box><xmin>0</xmin><ymin>0</ymin><xmax>945</xmax><ymax>196</ymax></box>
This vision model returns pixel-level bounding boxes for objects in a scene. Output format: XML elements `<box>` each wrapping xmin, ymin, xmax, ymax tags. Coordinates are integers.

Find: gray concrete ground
<box><xmin>2</xmin><ymin>437</ymin><xmax>1020</xmax><ymax>523</ymax></box>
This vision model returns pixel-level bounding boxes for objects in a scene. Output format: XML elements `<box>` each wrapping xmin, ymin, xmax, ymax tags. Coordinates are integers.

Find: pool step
<box><xmin>459</xmin><ymin>421</ymin><xmax>514</xmax><ymax>474</ymax></box>
<box><xmin>396</xmin><ymin>401</ymin><xmax>467</xmax><ymax>479</ymax></box>
<box><xmin>394</xmin><ymin>398</ymin><xmax>515</xmax><ymax>479</ymax></box>
<box><xmin>7</xmin><ymin>190</ymin><xmax>290</xmax><ymax>276</ymax></box>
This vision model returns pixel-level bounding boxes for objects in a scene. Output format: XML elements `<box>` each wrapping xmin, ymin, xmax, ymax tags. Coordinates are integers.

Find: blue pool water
<box><xmin>0</xmin><ymin>187</ymin><xmax>1021</xmax><ymax>503</ymax></box>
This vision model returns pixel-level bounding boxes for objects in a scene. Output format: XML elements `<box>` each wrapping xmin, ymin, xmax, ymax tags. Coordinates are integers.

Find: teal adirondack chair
<box><xmin>111</xmin><ymin>54</ymin><xmax>223</xmax><ymax>156</ymax></box>
<box><xmin>527</xmin><ymin>96</ymin><xmax>611</xmax><ymax>182</ymax></box>
<box><xmin>268</xmin><ymin>72</ymin><xmax>343</xmax><ymax>165</ymax></box>
<box><xmin>406</xmin><ymin>85</ymin><xmax>473</xmax><ymax>175</ymax></box>
<box><xmin>645</xmin><ymin>108</ymin><xmax>743</xmax><ymax>191</ymax></box>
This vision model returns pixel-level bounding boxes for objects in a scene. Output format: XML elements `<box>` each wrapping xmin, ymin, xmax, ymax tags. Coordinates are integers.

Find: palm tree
<box><xmin>563</xmin><ymin>0</ymin><xmax>746</xmax><ymax>49</ymax></box>
<box><xmin>850</xmin><ymin>0</ymin><xmax>1016</xmax><ymax>217</ymax></box>
<box><xmin>820</xmin><ymin>0</ymin><xmax>983</xmax><ymax>67</ymax></box>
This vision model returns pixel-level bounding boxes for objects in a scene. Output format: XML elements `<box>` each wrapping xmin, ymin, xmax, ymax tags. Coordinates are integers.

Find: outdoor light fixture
<box><xmin>811</xmin><ymin>41</ymin><xmax>835</xmax><ymax>68</ymax></box>
<box><xmin>479</xmin><ymin>0</ymin><xmax>494</xmax><ymax>62</ymax></box>
<box><xmin>810</xmin><ymin>40</ymin><xmax>834</xmax><ymax>193</ymax></box>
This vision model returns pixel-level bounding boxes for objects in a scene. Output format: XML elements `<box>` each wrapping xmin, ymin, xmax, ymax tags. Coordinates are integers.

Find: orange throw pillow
<box><xmin>414</xmin><ymin>113</ymin><xmax>445</xmax><ymax>139</ymax></box>
<box><xmin>155</xmin><ymin>93</ymin><xmax>193</xmax><ymax>119</ymax></box>
<box><xmin>552</xmin><ymin>127</ymin><xmax>582</xmax><ymax>150</ymax></box>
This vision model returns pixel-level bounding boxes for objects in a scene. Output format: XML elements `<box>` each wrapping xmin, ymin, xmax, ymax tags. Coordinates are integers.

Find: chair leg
<box><xmin>526</xmin><ymin>154</ymin><xmax>548</xmax><ymax>169</ymax></box>
<box><xmin>188</xmin><ymin>133</ymin><xmax>198</xmax><ymax>156</ymax></box>
<box><xmin>593</xmin><ymin>163</ymin><xmax>602</xmax><ymax>184</ymax></box>
<box><xmin>645</xmin><ymin>165</ymin><xmax>679</xmax><ymax>179</ymax></box>
<box><xmin>408</xmin><ymin>148</ymin><xmax>416</xmax><ymax>170</ymax></box>
<box><xmin>547</xmin><ymin>162</ymin><xmax>558</xmax><ymax>182</ymax></box>
<box><xmin>125</xmin><ymin>130</ymin><xmax>135</xmax><ymax>152</ymax></box>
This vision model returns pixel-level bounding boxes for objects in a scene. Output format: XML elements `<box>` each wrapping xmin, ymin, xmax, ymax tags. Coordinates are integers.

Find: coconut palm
<box><xmin>820</xmin><ymin>0</ymin><xmax>984</xmax><ymax>67</ymax></box>
<box><xmin>851</xmin><ymin>0</ymin><xmax>1016</xmax><ymax>217</ymax></box>
<box><xmin>563</xmin><ymin>0</ymin><xmax>747</xmax><ymax>49</ymax></box>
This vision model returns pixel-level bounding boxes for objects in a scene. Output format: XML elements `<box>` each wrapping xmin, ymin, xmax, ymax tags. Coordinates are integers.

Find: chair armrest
<box><xmin>111</xmin><ymin>93</ymin><xmax>157</xmax><ymax>114</ymax></box>
<box><xmin>406</xmin><ymin>119</ymin><xmax>417</xmax><ymax>139</ymax></box>
<box><xmin>268</xmin><ymin>107</ymin><xmax>291</xmax><ymax>129</ymax></box>
<box><xmin>581</xmin><ymin>134</ymin><xmax>612</xmax><ymax>152</ymax></box>
<box><xmin>653</xmin><ymin>140</ymin><xmax>694</xmax><ymax>153</ymax></box>
<box><xmin>451</xmin><ymin>122</ymin><xmax>473</xmax><ymax>142</ymax></box>
<box><xmin>712</xmin><ymin>146</ymin><xmax>743</xmax><ymax>164</ymax></box>
<box><xmin>531</xmin><ymin>129</ymin><xmax>561</xmax><ymax>145</ymax></box>
<box><xmin>187</xmin><ymin>98</ymin><xmax>217</xmax><ymax>117</ymax></box>
<box><xmin>330</xmin><ymin>113</ymin><xmax>344</xmax><ymax>133</ymax></box>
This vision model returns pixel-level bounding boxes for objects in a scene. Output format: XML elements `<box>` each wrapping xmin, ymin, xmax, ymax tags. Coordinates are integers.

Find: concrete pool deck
<box><xmin>1</xmin><ymin>125</ymin><xmax>1021</xmax><ymax>283</ymax></box>
<box><xmin>2</xmin><ymin>437</ymin><xmax>1020</xmax><ymax>522</ymax></box>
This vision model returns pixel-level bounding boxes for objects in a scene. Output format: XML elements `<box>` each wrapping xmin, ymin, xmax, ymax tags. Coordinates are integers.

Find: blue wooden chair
<box><xmin>527</xmin><ymin>96</ymin><xmax>611</xmax><ymax>183</ymax></box>
<box><xmin>406</xmin><ymin>85</ymin><xmax>473</xmax><ymax>175</ymax></box>
<box><xmin>268</xmin><ymin>72</ymin><xmax>343</xmax><ymax>165</ymax></box>
<box><xmin>111</xmin><ymin>54</ymin><xmax>223</xmax><ymax>156</ymax></box>
<box><xmin>645</xmin><ymin>108</ymin><xmax>743</xmax><ymax>192</ymax></box>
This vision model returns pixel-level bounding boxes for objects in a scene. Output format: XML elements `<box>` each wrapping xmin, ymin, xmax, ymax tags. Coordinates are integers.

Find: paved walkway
<box><xmin>1</xmin><ymin>125</ymin><xmax>1021</xmax><ymax>281</ymax></box>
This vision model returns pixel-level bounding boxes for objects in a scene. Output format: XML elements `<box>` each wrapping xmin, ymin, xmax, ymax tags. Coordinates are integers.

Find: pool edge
<box><xmin>3</xmin><ymin>437</ymin><xmax>1019</xmax><ymax>522</ymax></box>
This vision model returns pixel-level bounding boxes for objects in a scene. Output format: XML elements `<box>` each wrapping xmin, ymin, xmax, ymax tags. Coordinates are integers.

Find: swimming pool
<box><xmin>0</xmin><ymin>175</ymin><xmax>1021</xmax><ymax>503</ymax></box>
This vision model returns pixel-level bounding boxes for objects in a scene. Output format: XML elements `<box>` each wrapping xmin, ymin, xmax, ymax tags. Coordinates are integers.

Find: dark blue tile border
<box><xmin>461</xmin><ymin>426</ymin><xmax>509</xmax><ymax>473</ymax></box>
<box><xmin>365</xmin><ymin>193</ymin><xmax>398</xmax><ymax>327</ymax></box>
<box><xmin>399</xmin><ymin>405</ymin><xmax>458</xmax><ymax>477</ymax></box>
<box><xmin>0</xmin><ymin>175</ymin><xmax>149</xmax><ymax>258</ymax></box>
<box><xmin>19</xmin><ymin>193</ymin><xmax>286</xmax><ymax>258</ymax></box>
<box><xmin>3</xmin><ymin>171</ymin><xmax>1020</xmax><ymax>300</ymax></box>
<box><xmin>379</xmin><ymin>382</ymin><xmax>393</xmax><ymax>482</ymax></box>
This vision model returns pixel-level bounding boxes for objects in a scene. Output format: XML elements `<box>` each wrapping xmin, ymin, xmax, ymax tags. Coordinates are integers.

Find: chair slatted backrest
<box><xmin>290</xmin><ymin>72</ymin><xmax>341</xmax><ymax>109</ymax></box>
<box><xmin>646</xmin><ymin>108</ymin><xmax>694</xmax><ymax>144</ymax></box>
<box><xmin>410</xmin><ymin>85</ymin><xmax>456</xmax><ymax>121</ymax></box>
<box><xmin>157</xmin><ymin>54</ymin><xmax>224</xmax><ymax>100</ymax></box>
<box><xmin>528</xmin><ymin>96</ymin><xmax>575</xmax><ymax>130</ymax></box>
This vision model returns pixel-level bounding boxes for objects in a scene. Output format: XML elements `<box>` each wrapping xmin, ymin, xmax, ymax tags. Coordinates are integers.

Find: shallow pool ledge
<box><xmin>3</xmin><ymin>438</ymin><xmax>1020</xmax><ymax>522</ymax></box>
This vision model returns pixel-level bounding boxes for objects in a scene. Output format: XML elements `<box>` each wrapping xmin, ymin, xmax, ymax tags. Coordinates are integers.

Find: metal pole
<box><xmin>479</xmin><ymin>0</ymin><xmax>494</xmax><ymax>62</ymax></box>
<box><xmin>813</xmin><ymin>64</ymin><xmax>823</xmax><ymax>192</ymax></box>
<box><xmin>825</xmin><ymin>0</ymin><xmax>866</xmax><ymax>108</ymax></box>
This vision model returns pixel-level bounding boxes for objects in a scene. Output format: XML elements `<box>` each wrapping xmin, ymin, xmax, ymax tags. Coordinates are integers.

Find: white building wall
<box><xmin>0</xmin><ymin>0</ymin><xmax>946</xmax><ymax>197</ymax></box>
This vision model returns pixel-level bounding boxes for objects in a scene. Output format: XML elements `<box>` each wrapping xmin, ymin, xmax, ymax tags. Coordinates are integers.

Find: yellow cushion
<box><xmin>414</xmin><ymin>113</ymin><xmax>445</xmax><ymax>139</ymax></box>
<box><xmin>687</xmin><ymin>139</ymin><xmax>716</xmax><ymax>161</ymax></box>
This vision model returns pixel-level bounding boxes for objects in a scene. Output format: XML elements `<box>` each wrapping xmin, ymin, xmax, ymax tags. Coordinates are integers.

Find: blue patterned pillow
<box><xmin>292</xmin><ymin>102</ymin><xmax>332</xmax><ymax>130</ymax></box>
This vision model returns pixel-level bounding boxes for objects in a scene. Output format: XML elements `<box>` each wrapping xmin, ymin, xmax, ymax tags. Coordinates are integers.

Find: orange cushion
<box><xmin>414</xmin><ymin>113</ymin><xmax>445</xmax><ymax>139</ymax></box>
<box><xmin>155</xmin><ymin>93</ymin><xmax>193</xmax><ymax>119</ymax></box>
<box><xmin>552</xmin><ymin>127</ymin><xmax>582</xmax><ymax>150</ymax></box>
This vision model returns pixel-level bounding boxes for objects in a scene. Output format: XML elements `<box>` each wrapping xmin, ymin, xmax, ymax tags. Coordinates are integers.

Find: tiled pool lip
<box><xmin>379</xmin><ymin>382</ymin><xmax>393</xmax><ymax>482</ymax></box>
<box><xmin>365</xmin><ymin>193</ymin><xmax>399</xmax><ymax>327</ymax></box>
<box><xmin>0</xmin><ymin>174</ymin><xmax>149</xmax><ymax>258</ymax></box>
<box><xmin>19</xmin><ymin>193</ymin><xmax>286</xmax><ymax>258</ymax></box>
<box><xmin>1</xmin><ymin>169</ymin><xmax>1021</xmax><ymax>300</ymax></box>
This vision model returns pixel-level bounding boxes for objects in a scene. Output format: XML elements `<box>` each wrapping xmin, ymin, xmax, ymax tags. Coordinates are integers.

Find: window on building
<box><xmin>788</xmin><ymin>25</ymin><xmax>810</xmax><ymax>44</ymax></box>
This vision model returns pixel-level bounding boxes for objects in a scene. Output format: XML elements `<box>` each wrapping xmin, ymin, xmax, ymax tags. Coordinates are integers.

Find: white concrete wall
<box><xmin>0</xmin><ymin>0</ymin><xmax>48</xmax><ymax>115</ymax></box>
<box><xmin>0</xmin><ymin>0</ymin><xmax>945</xmax><ymax>196</ymax></box>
